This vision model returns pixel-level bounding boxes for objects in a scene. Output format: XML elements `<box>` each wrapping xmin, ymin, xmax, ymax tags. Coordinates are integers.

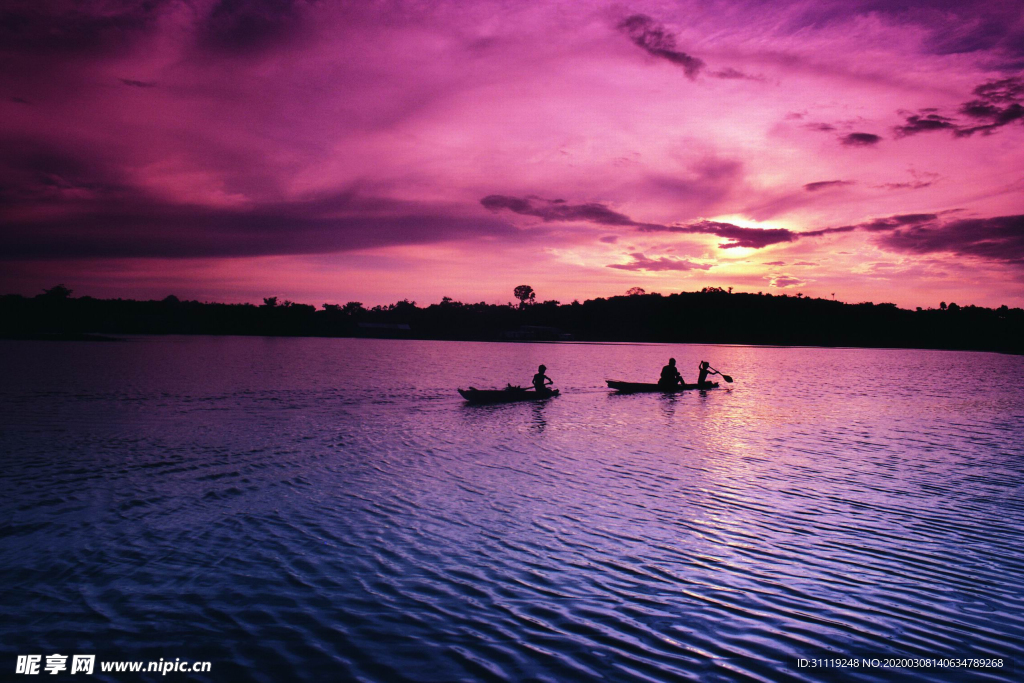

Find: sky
<box><xmin>1</xmin><ymin>0</ymin><xmax>1023</xmax><ymax>309</ymax></box>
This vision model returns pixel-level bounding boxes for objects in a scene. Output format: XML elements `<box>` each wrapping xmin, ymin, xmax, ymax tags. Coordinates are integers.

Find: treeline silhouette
<box><xmin>2</xmin><ymin>285</ymin><xmax>1022</xmax><ymax>355</ymax></box>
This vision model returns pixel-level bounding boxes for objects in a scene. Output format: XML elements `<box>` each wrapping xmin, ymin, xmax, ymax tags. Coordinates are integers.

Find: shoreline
<box><xmin>3</xmin><ymin>331</ymin><xmax>1019</xmax><ymax>356</ymax></box>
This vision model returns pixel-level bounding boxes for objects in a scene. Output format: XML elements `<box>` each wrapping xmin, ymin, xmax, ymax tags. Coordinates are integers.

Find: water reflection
<box><xmin>529</xmin><ymin>401</ymin><xmax>548</xmax><ymax>432</ymax></box>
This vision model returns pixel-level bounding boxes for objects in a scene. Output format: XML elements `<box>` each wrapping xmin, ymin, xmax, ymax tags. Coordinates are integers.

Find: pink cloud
<box><xmin>1</xmin><ymin>0</ymin><xmax>1023</xmax><ymax>309</ymax></box>
<box><xmin>607</xmin><ymin>252</ymin><xmax>713</xmax><ymax>272</ymax></box>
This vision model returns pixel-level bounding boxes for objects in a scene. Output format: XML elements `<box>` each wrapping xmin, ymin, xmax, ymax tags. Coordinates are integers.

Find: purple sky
<box><xmin>2</xmin><ymin>0</ymin><xmax>1023</xmax><ymax>307</ymax></box>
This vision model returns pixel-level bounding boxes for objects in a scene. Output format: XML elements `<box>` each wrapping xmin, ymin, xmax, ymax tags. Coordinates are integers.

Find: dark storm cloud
<box><xmin>854</xmin><ymin>213</ymin><xmax>938</xmax><ymax>231</ymax></box>
<box><xmin>919</xmin><ymin>8</ymin><xmax>1024</xmax><ymax>62</ymax></box>
<box><xmin>0</xmin><ymin>148</ymin><xmax>521</xmax><ymax>259</ymax></box>
<box><xmin>482</xmin><ymin>194</ymin><xmax>1020</xmax><ymax>268</ymax></box>
<box><xmin>894</xmin><ymin>76</ymin><xmax>1024</xmax><ymax>138</ymax></box>
<box><xmin>637</xmin><ymin>218</ymin><xmax>801</xmax><ymax>249</ymax></box>
<box><xmin>893</xmin><ymin>112</ymin><xmax>959</xmax><ymax>137</ymax></box>
<box><xmin>0</xmin><ymin>138</ymin><xmax>128</xmax><ymax>202</ymax></box>
<box><xmin>800</xmin><ymin>213</ymin><xmax>937</xmax><ymax>238</ymax></box>
<box><xmin>798</xmin><ymin>225</ymin><xmax>857</xmax><ymax>238</ymax></box>
<box><xmin>607</xmin><ymin>252</ymin><xmax>712</xmax><ymax>272</ymax></box>
<box><xmin>481</xmin><ymin>195</ymin><xmax>637</xmax><ymax>226</ymax></box>
<box><xmin>778</xmin><ymin>1</ymin><xmax>1024</xmax><ymax>62</ymax></box>
<box><xmin>972</xmin><ymin>77</ymin><xmax>1024</xmax><ymax>103</ymax></box>
<box><xmin>0</xmin><ymin>136</ymin><xmax>522</xmax><ymax>260</ymax></box>
<box><xmin>483</xmin><ymin>194</ymin><xmax>856</xmax><ymax>249</ymax></box>
<box><xmin>0</xmin><ymin>195</ymin><xmax>520</xmax><ymax>259</ymax></box>
<box><xmin>841</xmin><ymin>132</ymin><xmax>881</xmax><ymax>146</ymax></box>
<box><xmin>0</xmin><ymin>0</ymin><xmax>317</xmax><ymax>62</ymax></box>
<box><xmin>199</xmin><ymin>0</ymin><xmax>312</xmax><ymax>55</ymax></box>
<box><xmin>878</xmin><ymin>215</ymin><xmax>1024</xmax><ymax>265</ymax></box>
<box><xmin>486</xmin><ymin>157</ymin><xmax>742</xmax><ymax>227</ymax></box>
<box><xmin>956</xmin><ymin>105</ymin><xmax>1024</xmax><ymax>136</ymax></box>
<box><xmin>0</xmin><ymin>1</ymin><xmax>162</xmax><ymax>56</ymax></box>
<box><xmin>661</xmin><ymin>220</ymin><xmax>797</xmax><ymax>249</ymax></box>
<box><xmin>803</xmin><ymin>180</ymin><xmax>854</xmax><ymax>192</ymax></box>
<box><xmin>482</xmin><ymin>195</ymin><xmax>796</xmax><ymax>248</ymax></box>
<box><xmin>954</xmin><ymin>76</ymin><xmax>1024</xmax><ymax>136</ymax></box>
<box><xmin>959</xmin><ymin>100</ymin><xmax>1024</xmax><ymax>125</ymax></box>
<box><xmin>617</xmin><ymin>14</ymin><xmax>705</xmax><ymax>79</ymax></box>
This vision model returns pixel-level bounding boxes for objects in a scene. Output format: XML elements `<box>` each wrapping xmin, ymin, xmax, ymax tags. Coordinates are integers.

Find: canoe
<box><xmin>606</xmin><ymin>380</ymin><xmax>719</xmax><ymax>393</ymax></box>
<box><xmin>459</xmin><ymin>387</ymin><xmax>560</xmax><ymax>404</ymax></box>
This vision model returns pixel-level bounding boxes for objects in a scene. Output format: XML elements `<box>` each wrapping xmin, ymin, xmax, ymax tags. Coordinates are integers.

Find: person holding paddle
<box><xmin>532</xmin><ymin>365</ymin><xmax>554</xmax><ymax>394</ymax></box>
<box><xmin>697</xmin><ymin>360</ymin><xmax>729</xmax><ymax>388</ymax></box>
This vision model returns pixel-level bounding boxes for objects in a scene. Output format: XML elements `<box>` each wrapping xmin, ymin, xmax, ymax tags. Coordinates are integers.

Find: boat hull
<box><xmin>606</xmin><ymin>380</ymin><xmax>719</xmax><ymax>393</ymax></box>
<box><xmin>459</xmin><ymin>388</ymin><xmax>560</xmax><ymax>404</ymax></box>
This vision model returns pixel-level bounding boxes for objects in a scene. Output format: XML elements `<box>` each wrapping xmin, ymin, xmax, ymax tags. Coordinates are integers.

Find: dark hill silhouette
<box><xmin>1</xmin><ymin>287</ymin><xmax>1021</xmax><ymax>355</ymax></box>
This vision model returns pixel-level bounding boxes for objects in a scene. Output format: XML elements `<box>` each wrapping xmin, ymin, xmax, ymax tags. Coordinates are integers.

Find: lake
<box><xmin>1</xmin><ymin>337</ymin><xmax>1022</xmax><ymax>681</ymax></box>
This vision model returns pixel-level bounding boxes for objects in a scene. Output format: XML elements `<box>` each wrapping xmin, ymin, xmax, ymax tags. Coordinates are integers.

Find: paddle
<box><xmin>513</xmin><ymin>383</ymin><xmax>552</xmax><ymax>393</ymax></box>
<box><xmin>709</xmin><ymin>366</ymin><xmax>734</xmax><ymax>383</ymax></box>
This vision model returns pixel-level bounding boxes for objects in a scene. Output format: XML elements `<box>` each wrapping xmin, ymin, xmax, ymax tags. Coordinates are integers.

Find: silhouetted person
<box><xmin>697</xmin><ymin>360</ymin><xmax>720</xmax><ymax>387</ymax></box>
<box><xmin>659</xmin><ymin>358</ymin><xmax>683</xmax><ymax>388</ymax></box>
<box><xmin>532</xmin><ymin>365</ymin><xmax>553</xmax><ymax>393</ymax></box>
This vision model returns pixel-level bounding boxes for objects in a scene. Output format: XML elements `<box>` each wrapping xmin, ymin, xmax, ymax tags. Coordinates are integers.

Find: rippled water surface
<box><xmin>2</xmin><ymin>337</ymin><xmax>1023</xmax><ymax>681</ymax></box>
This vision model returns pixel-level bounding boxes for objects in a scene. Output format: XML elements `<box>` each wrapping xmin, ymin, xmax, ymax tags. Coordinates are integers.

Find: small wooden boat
<box><xmin>458</xmin><ymin>386</ymin><xmax>559</xmax><ymax>404</ymax></box>
<box><xmin>606</xmin><ymin>380</ymin><xmax>719</xmax><ymax>393</ymax></box>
